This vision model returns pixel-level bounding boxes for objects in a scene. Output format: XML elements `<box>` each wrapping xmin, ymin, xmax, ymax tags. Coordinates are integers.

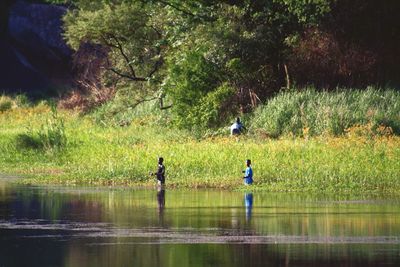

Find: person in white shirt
<box><xmin>230</xmin><ymin>117</ymin><xmax>246</xmax><ymax>135</ymax></box>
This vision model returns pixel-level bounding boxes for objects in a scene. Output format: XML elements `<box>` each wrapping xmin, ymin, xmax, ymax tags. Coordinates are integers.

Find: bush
<box><xmin>15</xmin><ymin>94</ymin><xmax>32</xmax><ymax>108</ymax></box>
<box><xmin>250</xmin><ymin>87</ymin><xmax>400</xmax><ymax>137</ymax></box>
<box><xmin>188</xmin><ymin>83</ymin><xmax>236</xmax><ymax>129</ymax></box>
<box><xmin>16</xmin><ymin>104</ymin><xmax>67</xmax><ymax>151</ymax></box>
<box><xmin>0</xmin><ymin>96</ymin><xmax>13</xmax><ymax>112</ymax></box>
<box><xmin>165</xmin><ymin>49</ymin><xmax>230</xmax><ymax>129</ymax></box>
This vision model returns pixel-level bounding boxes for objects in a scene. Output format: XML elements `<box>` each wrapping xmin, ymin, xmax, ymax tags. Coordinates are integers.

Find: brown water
<box><xmin>0</xmin><ymin>178</ymin><xmax>399</xmax><ymax>267</ymax></box>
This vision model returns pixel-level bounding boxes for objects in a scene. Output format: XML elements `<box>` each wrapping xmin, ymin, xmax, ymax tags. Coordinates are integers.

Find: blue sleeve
<box><xmin>244</xmin><ymin>167</ymin><xmax>253</xmax><ymax>178</ymax></box>
<box><xmin>245</xmin><ymin>167</ymin><xmax>253</xmax><ymax>179</ymax></box>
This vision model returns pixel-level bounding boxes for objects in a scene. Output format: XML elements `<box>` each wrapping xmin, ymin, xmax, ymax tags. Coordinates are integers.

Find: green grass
<box><xmin>250</xmin><ymin>87</ymin><xmax>400</xmax><ymax>137</ymax></box>
<box><xmin>0</xmin><ymin>89</ymin><xmax>400</xmax><ymax>193</ymax></box>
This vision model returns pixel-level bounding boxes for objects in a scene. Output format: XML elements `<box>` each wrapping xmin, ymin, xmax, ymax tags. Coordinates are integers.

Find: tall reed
<box><xmin>250</xmin><ymin>87</ymin><xmax>400</xmax><ymax>137</ymax></box>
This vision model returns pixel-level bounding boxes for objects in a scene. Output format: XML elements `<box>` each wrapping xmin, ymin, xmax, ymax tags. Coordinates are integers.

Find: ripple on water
<box><xmin>1</xmin><ymin>219</ymin><xmax>400</xmax><ymax>244</ymax></box>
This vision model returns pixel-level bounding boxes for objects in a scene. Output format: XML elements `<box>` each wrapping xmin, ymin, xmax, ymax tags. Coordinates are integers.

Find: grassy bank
<box><xmin>250</xmin><ymin>87</ymin><xmax>400</xmax><ymax>137</ymax></box>
<box><xmin>1</xmin><ymin>89</ymin><xmax>400</xmax><ymax>193</ymax></box>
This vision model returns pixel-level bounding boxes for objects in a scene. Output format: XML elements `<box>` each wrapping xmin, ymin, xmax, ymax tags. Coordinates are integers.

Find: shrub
<box><xmin>0</xmin><ymin>96</ymin><xmax>13</xmax><ymax>112</ymax></box>
<box><xmin>14</xmin><ymin>94</ymin><xmax>31</xmax><ymax>108</ymax></box>
<box><xmin>16</xmin><ymin>104</ymin><xmax>67</xmax><ymax>151</ymax></box>
<box><xmin>165</xmin><ymin>48</ymin><xmax>225</xmax><ymax>130</ymax></box>
<box><xmin>188</xmin><ymin>83</ymin><xmax>236</xmax><ymax>129</ymax></box>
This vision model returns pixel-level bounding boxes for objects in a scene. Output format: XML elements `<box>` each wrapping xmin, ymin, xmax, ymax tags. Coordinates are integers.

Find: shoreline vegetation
<box><xmin>0</xmin><ymin>88</ymin><xmax>399</xmax><ymax>193</ymax></box>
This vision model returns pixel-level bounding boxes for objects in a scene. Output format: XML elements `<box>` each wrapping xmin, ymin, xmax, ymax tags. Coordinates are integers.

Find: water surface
<box><xmin>0</xmin><ymin>177</ymin><xmax>399</xmax><ymax>266</ymax></box>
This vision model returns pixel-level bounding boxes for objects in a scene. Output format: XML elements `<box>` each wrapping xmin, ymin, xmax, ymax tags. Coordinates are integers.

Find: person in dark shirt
<box><xmin>151</xmin><ymin>157</ymin><xmax>165</xmax><ymax>185</ymax></box>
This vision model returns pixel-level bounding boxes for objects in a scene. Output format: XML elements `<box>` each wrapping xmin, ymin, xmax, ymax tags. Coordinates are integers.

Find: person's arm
<box><xmin>150</xmin><ymin>166</ymin><xmax>160</xmax><ymax>176</ymax></box>
<box><xmin>243</xmin><ymin>168</ymin><xmax>249</xmax><ymax>179</ymax></box>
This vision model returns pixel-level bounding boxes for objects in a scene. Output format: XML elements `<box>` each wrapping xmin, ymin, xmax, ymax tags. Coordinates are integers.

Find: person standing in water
<box><xmin>242</xmin><ymin>159</ymin><xmax>253</xmax><ymax>185</ymax></box>
<box><xmin>150</xmin><ymin>157</ymin><xmax>165</xmax><ymax>186</ymax></box>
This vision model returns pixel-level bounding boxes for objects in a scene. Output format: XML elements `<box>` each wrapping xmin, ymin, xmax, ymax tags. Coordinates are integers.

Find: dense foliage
<box><xmin>59</xmin><ymin>0</ymin><xmax>400</xmax><ymax>130</ymax></box>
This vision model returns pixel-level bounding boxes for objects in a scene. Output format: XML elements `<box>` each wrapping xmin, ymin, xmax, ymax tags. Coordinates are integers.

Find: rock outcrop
<box><xmin>0</xmin><ymin>0</ymin><xmax>72</xmax><ymax>96</ymax></box>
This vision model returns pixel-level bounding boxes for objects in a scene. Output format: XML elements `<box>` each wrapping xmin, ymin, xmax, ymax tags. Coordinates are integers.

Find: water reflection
<box><xmin>0</xmin><ymin>180</ymin><xmax>400</xmax><ymax>267</ymax></box>
<box><xmin>157</xmin><ymin>187</ymin><xmax>165</xmax><ymax>224</ymax></box>
<box><xmin>244</xmin><ymin>192</ymin><xmax>253</xmax><ymax>222</ymax></box>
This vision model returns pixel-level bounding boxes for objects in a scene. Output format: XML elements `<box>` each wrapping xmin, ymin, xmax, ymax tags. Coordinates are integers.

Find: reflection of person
<box><xmin>150</xmin><ymin>157</ymin><xmax>165</xmax><ymax>186</ymax></box>
<box><xmin>242</xmin><ymin>159</ymin><xmax>253</xmax><ymax>185</ymax></box>
<box><xmin>230</xmin><ymin>117</ymin><xmax>246</xmax><ymax>135</ymax></box>
<box><xmin>157</xmin><ymin>187</ymin><xmax>165</xmax><ymax>215</ymax></box>
<box><xmin>244</xmin><ymin>192</ymin><xmax>253</xmax><ymax>221</ymax></box>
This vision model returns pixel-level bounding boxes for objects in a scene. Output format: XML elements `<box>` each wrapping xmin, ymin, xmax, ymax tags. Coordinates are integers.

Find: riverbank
<box><xmin>1</xmin><ymin>102</ymin><xmax>399</xmax><ymax>193</ymax></box>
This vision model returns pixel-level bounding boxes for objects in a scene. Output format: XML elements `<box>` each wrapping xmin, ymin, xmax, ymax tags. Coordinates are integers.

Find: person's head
<box><xmin>236</xmin><ymin>117</ymin><xmax>241</xmax><ymax>123</ymax></box>
<box><xmin>158</xmin><ymin>157</ymin><xmax>164</xmax><ymax>164</ymax></box>
<box><xmin>246</xmin><ymin>159</ymin><xmax>251</xmax><ymax>166</ymax></box>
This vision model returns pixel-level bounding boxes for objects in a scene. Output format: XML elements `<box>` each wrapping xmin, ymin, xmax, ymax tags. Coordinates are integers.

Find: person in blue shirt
<box><xmin>242</xmin><ymin>159</ymin><xmax>253</xmax><ymax>185</ymax></box>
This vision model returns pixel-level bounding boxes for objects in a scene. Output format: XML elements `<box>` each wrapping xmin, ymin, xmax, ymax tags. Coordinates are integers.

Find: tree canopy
<box><xmin>62</xmin><ymin>0</ymin><xmax>400</xmax><ymax>130</ymax></box>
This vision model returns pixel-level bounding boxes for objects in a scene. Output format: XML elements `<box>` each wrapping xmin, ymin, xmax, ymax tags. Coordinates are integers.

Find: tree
<box><xmin>63</xmin><ymin>0</ymin><xmax>336</xmax><ymax>130</ymax></box>
<box><xmin>63</xmin><ymin>0</ymin><xmax>167</xmax><ymax>108</ymax></box>
<box><xmin>163</xmin><ymin>0</ymin><xmax>331</xmax><ymax>129</ymax></box>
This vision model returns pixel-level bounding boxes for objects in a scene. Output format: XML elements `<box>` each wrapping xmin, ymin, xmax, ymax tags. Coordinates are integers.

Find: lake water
<box><xmin>1</xmin><ymin>177</ymin><xmax>400</xmax><ymax>267</ymax></box>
